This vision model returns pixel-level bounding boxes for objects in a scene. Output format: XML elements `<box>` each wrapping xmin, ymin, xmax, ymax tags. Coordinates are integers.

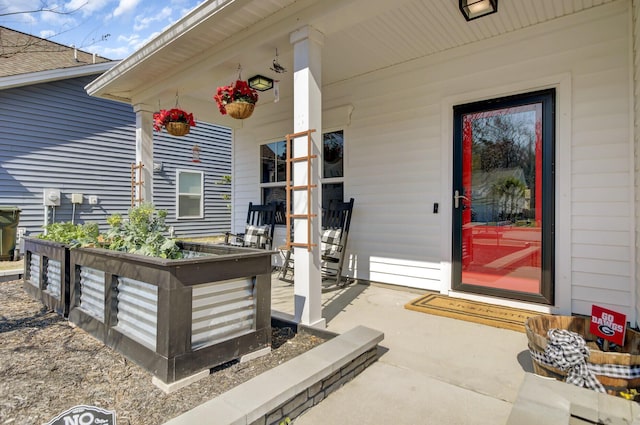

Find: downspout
<box><xmin>43</xmin><ymin>206</ymin><xmax>49</xmax><ymax>235</ymax></box>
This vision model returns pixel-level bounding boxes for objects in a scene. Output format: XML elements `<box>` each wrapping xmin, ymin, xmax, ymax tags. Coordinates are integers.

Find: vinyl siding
<box><xmin>0</xmin><ymin>74</ymin><xmax>231</xmax><ymax>239</ymax></box>
<box><xmin>234</xmin><ymin>2</ymin><xmax>634</xmax><ymax>317</ymax></box>
<box><xmin>154</xmin><ymin>124</ymin><xmax>232</xmax><ymax>237</ymax></box>
<box><xmin>0</xmin><ymin>75</ymin><xmax>136</xmax><ymax>234</ymax></box>
<box><xmin>634</xmin><ymin>0</ymin><xmax>640</xmax><ymax>326</ymax></box>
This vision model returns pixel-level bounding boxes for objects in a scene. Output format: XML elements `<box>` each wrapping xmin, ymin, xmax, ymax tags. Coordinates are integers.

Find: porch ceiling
<box><xmin>86</xmin><ymin>0</ymin><xmax>616</xmax><ymax>123</ymax></box>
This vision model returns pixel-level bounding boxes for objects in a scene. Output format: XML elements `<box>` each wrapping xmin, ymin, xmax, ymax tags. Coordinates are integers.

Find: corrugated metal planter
<box><xmin>68</xmin><ymin>242</ymin><xmax>274</xmax><ymax>385</ymax></box>
<box><xmin>22</xmin><ymin>237</ymin><xmax>70</xmax><ymax>316</ymax></box>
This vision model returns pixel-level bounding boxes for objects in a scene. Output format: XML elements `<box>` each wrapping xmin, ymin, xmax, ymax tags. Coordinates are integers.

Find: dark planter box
<box><xmin>22</xmin><ymin>237</ymin><xmax>70</xmax><ymax>316</ymax></box>
<box><xmin>68</xmin><ymin>242</ymin><xmax>274</xmax><ymax>385</ymax></box>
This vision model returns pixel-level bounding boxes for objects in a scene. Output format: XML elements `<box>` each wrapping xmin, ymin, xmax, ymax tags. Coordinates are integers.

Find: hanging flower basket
<box><xmin>165</xmin><ymin>121</ymin><xmax>190</xmax><ymax>136</ymax></box>
<box><xmin>153</xmin><ymin>108</ymin><xmax>196</xmax><ymax>137</ymax></box>
<box><xmin>214</xmin><ymin>79</ymin><xmax>258</xmax><ymax>119</ymax></box>
<box><xmin>224</xmin><ymin>102</ymin><xmax>255</xmax><ymax>119</ymax></box>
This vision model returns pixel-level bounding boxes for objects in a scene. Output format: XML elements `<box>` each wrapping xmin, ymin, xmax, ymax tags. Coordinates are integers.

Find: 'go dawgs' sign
<box><xmin>590</xmin><ymin>305</ymin><xmax>627</xmax><ymax>346</ymax></box>
<box><xmin>45</xmin><ymin>405</ymin><xmax>116</xmax><ymax>425</ymax></box>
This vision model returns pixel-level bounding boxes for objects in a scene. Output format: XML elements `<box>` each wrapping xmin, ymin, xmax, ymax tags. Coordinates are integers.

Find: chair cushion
<box><xmin>321</xmin><ymin>228</ymin><xmax>342</xmax><ymax>257</ymax></box>
<box><xmin>244</xmin><ymin>224</ymin><xmax>271</xmax><ymax>248</ymax></box>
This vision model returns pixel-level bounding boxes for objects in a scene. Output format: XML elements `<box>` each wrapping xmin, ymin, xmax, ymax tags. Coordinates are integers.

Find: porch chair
<box><xmin>279</xmin><ymin>198</ymin><xmax>355</xmax><ymax>286</ymax></box>
<box><xmin>224</xmin><ymin>202</ymin><xmax>277</xmax><ymax>249</ymax></box>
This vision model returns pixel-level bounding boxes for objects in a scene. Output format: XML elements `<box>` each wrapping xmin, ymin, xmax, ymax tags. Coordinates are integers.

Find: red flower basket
<box><xmin>214</xmin><ymin>80</ymin><xmax>258</xmax><ymax>119</ymax></box>
<box><xmin>153</xmin><ymin>108</ymin><xmax>196</xmax><ymax>136</ymax></box>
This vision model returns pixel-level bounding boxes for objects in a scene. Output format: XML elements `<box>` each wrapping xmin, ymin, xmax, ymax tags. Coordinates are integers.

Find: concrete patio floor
<box><xmin>270</xmin><ymin>275</ymin><xmax>533</xmax><ymax>425</ymax></box>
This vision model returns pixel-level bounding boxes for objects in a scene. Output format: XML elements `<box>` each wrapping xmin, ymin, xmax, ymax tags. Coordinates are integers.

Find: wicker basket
<box><xmin>165</xmin><ymin>121</ymin><xmax>190</xmax><ymax>136</ymax></box>
<box><xmin>225</xmin><ymin>102</ymin><xmax>255</xmax><ymax>119</ymax></box>
<box><xmin>164</xmin><ymin>121</ymin><xmax>190</xmax><ymax>136</ymax></box>
<box><xmin>526</xmin><ymin>315</ymin><xmax>640</xmax><ymax>391</ymax></box>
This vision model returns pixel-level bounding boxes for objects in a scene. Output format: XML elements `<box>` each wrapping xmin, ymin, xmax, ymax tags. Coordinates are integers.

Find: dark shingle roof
<box><xmin>0</xmin><ymin>26</ymin><xmax>113</xmax><ymax>77</ymax></box>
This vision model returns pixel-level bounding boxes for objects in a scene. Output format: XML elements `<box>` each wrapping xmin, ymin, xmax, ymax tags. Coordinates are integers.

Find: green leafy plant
<box><xmin>38</xmin><ymin>204</ymin><xmax>182</xmax><ymax>259</ymax></box>
<box><xmin>100</xmin><ymin>203</ymin><xmax>183</xmax><ymax>259</ymax></box>
<box><xmin>39</xmin><ymin>222</ymin><xmax>99</xmax><ymax>247</ymax></box>
<box><xmin>217</xmin><ymin>174</ymin><xmax>232</xmax><ymax>210</ymax></box>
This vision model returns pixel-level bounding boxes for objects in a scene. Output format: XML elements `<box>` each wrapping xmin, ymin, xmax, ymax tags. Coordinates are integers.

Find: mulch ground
<box><xmin>0</xmin><ymin>279</ymin><xmax>325</xmax><ymax>425</ymax></box>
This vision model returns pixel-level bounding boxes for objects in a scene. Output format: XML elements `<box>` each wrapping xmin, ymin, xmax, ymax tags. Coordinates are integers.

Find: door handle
<box><xmin>454</xmin><ymin>190</ymin><xmax>469</xmax><ymax>209</ymax></box>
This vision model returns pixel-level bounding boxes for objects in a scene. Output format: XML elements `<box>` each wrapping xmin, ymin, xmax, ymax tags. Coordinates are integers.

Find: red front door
<box><xmin>452</xmin><ymin>90</ymin><xmax>555</xmax><ymax>304</ymax></box>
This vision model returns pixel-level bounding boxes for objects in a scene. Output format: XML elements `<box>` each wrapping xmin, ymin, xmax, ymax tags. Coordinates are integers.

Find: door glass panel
<box><xmin>460</xmin><ymin>104</ymin><xmax>542</xmax><ymax>295</ymax></box>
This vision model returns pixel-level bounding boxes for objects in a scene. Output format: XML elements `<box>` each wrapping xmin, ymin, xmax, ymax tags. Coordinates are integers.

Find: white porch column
<box><xmin>133</xmin><ymin>104</ymin><xmax>154</xmax><ymax>205</ymax></box>
<box><xmin>290</xmin><ymin>26</ymin><xmax>325</xmax><ymax>328</ymax></box>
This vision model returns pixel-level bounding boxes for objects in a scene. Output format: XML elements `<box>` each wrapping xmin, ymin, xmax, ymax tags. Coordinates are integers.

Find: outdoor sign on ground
<box><xmin>590</xmin><ymin>304</ymin><xmax>626</xmax><ymax>346</ymax></box>
<box><xmin>45</xmin><ymin>405</ymin><xmax>116</xmax><ymax>425</ymax></box>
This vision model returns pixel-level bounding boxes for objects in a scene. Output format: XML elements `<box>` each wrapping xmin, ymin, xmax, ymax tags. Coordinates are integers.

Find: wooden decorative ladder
<box><xmin>131</xmin><ymin>162</ymin><xmax>144</xmax><ymax>207</ymax></box>
<box><xmin>284</xmin><ymin>129</ymin><xmax>317</xmax><ymax>252</ymax></box>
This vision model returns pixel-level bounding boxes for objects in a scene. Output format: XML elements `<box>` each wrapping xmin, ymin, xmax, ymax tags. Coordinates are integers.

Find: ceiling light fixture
<box><xmin>459</xmin><ymin>0</ymin><xmax>498</xmax><ymax>21</ymax></box>
<box><xmin>248</xmin><ymin>74</ymin><xmax>274</xmax><ymax>91</ymax></box>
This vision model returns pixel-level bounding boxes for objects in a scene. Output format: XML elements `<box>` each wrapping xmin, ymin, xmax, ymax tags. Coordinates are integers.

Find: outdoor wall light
<box><xmin>192</xmin><ymin>144</ymin><xmax>201</xmax><ymax>163</ymax></box>
<box><xmin>459</xmin><ymin>0</ymin><xmax>497</xmax><ymax>21</ymax></box>
<box><xmin>248</xmin><ymin>74</ymin><xmax>274</xmax><ymax>91</ymax></box>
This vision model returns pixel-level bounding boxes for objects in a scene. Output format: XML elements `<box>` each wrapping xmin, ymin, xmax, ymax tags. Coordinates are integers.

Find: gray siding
<box><xmin>153</xmin><ymin>124</ymin><xmax>232</xmax><ymax>237</ymax></box>
<box><xmin>0</xmin><ymin>74</ymin><xmax>231</xmax><ymax>239</ymax></box>
<box><xmin>0</xmin><ymin>75</ymin><xmax>136</xmax><ymax>235</ymax></box>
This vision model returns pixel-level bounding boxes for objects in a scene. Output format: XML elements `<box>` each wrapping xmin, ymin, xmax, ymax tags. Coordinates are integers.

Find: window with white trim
<box><xmin>176</xmin><ymin>170</ymin><xmax>204</xmax><ymax>219</ymax></box>
<box><xmin>260</xmin><ymin>130</ymin><xmax>345</xmax><ymax>224</ymax></box>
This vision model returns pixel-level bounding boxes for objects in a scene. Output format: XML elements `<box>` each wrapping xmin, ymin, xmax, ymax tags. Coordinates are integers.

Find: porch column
<box><xmin>133</xmin><ymin>104</ymin><xmax>154</xmax><ymax>205</ymax></box>
<box><xmin>290</xmin><ymin>26</ymin><xmax>325</xmax><ymax>328</ymax></box>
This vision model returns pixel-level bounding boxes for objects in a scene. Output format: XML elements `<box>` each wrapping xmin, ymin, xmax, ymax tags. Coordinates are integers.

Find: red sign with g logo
<box><xmin>590</xmin><ymin>305</ymin><xmax>626</xmax><ymax>346</ymax></box>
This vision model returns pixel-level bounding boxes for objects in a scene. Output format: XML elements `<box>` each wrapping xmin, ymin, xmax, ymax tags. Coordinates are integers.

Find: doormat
<box><xmin>404</xmin><ymin>293</ymin><xmax>542</xmax><ymax>333</ymax></box>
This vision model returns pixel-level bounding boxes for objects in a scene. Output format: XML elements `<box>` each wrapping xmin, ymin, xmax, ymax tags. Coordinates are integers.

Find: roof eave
<box><xmin>0</xmin><ymin>61</ymin><xmax>120</xmax><ymax>91</ymax></box>
<box><xmin>85</xmin><ymin>0</ymin><xmax>242</xmax><ymax>102</ymax></box>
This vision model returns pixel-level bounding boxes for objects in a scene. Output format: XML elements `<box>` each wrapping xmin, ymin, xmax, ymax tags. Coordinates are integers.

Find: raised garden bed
<box><xmin>22</xmin><ymin>237</ymin><xmax>70</xmax><ymax>316</ymax></box>
<box><xmin>67</xmin><ymin>242</ymin><xmax>275</xmax><ymax>385</ymax></box>
<box><xmin>23</xmin><ymin>239</ymin><xmax>275</xmax><ymax>386</ymax></box>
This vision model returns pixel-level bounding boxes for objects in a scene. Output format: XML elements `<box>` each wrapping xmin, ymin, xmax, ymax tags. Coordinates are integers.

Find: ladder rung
<box><xmin>287</xmin><ymin>129</ymin><xmax>316</xmax><ymax>138</ymax></box>
<box><xmin>290</xmin><ymin>185</ymin><xmax>317</xmax><ymax>190</ymax></box>
<box><xmin>288</xmin><ymin>214</ymin><xmax>318</xmax><ymax>219</ymax></box>
<box><xmin>287</xmin><ymin>154</ymin><xmax>318</xmax><ymax>163</ymax></box>
<box><xmin>289</xmin><ymin>243</ymin><xmax>318</xmax><ymax>248</ymax></box>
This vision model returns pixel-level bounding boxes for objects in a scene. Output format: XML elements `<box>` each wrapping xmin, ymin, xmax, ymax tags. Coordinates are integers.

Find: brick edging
<box><xmin>257</xmin><ymin>347</ymin><xmax>379</xmax><ymax>425</ymax></box>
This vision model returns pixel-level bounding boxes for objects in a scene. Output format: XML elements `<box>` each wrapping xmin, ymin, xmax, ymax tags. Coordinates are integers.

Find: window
<box><xmin>176</xmin><ymin>170</ymin><xmax>203</xmax><ymax>219</ymax></box>
<box><xmin>322</xmin><ymin>130</ymin><xmax>344</xmax><ymax>210</ymax></box>
<box><xmin>259</xmin><ymin>130</ymin><xmax>345</xmax><ymax>224</ymax></box>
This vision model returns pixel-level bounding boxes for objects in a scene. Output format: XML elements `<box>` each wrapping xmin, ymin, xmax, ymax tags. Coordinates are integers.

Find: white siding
<box><xmin>634</xmin><ymin>0</ymin><xmax>640</xmax><ymax>327</ymax></box>
<box><xmin>235</xmin><ymin>2</ymin><xmax>634</xmax><ymax>316</ymax></box>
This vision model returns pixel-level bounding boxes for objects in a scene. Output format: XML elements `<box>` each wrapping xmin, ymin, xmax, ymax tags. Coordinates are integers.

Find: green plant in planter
<box><xmin>39</xmin><ymin>222</ymin><xmax>100</xmax><ymax>247</ymax></box>
<box><xmin>101</xmin><ymin>203</ymin><xmax>183</xmax><ymax>259</ymax></box>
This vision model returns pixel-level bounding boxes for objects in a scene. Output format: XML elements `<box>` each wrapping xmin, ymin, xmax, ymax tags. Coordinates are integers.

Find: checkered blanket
<box><xmin>243</xmin><ymin>224</ymin><xmax>271</xmax><ymax>249</ymax></box>
<box><xmin>542</xmin><ymin>329</ymin><xmax>605</xmax><ymax>393</ymax></box>
<box><xmin>530</xmin><ymin>346</ymin><xmax>640</xmax><ymax>379</ymax></box>
<box><xmin>321</xmin><ymin>228</ymin><xmax>342</xmax><ymax>257</ymax></box>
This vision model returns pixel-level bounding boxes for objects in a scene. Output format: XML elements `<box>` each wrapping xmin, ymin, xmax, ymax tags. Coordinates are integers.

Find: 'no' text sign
<box><xmin>590</xmin><ymin>305</ymin><xmax>627</xmax><ymax>346</ymax></box>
